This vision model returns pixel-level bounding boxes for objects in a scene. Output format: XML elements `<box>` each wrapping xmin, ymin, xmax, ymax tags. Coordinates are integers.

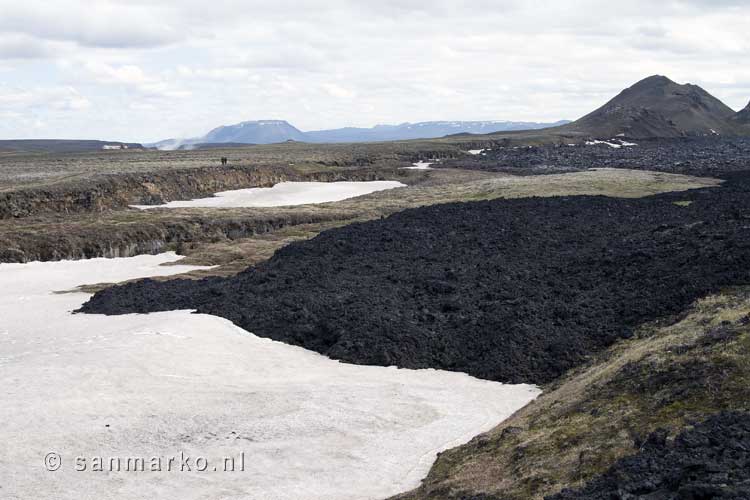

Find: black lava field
<box><xmin>442</xmin><ymin>137</ymin><xmax>750</xmax><ymax>177</ymax></box>
<box><xmin>81</xmin><ymin>171</ymin><xmax>750</xmax><ymax>384</ymax></box>
<box><xmin>549</xmin><ymin>412</ymin><xmax>750</xmax><ymax>500</ymax></box>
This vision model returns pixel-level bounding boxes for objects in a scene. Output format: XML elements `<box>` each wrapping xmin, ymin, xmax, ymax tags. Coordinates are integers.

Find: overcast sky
<box><xmin>1</xmin><ymin>0</ymin><xmax>749</xmax><ymax>142</ymax></box>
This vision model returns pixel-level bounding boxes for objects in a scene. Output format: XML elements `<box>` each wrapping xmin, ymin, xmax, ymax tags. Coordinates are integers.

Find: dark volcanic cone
<box><xmin>734</xmin><ymin>100</ymin><xmax>750</xmax><ymax>125</ymax></box>
<box><xmin>562</xmin><ymin>75</ymin><xmax>740</xmax><ymax>138</ymax></box>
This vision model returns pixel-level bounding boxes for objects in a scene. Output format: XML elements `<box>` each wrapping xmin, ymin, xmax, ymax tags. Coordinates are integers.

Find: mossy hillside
<box><xmin>394</xmin><ymin>288</ymin><xmax>750</xmax><ymax>500</ymax></box>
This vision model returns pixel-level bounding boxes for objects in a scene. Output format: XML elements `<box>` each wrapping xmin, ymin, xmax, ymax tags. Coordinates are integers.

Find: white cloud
<box><xmin>0</xmin><ymin>85</ymin><xmax>91</xmax><ymax>110</ymax></box>
<box><xmin>0</xmin><ymin>34</ymin><xmax>57</xmax><ymax>60</ymax></box>
<box><xmin>0</xmin><ymin>2</ymin><xmax>179</xmax><ymax>49</ymax></box>
<box><xmin>322</xmin><ymin>83</ymin><xmax>357</xmax><ymax>99</ymax></box>
<box><xmin>85</xmin><ymin>62</ymin><xmax>150</xmax><ymax>85</ymax></box>
<box><xmin>0</xmin><ymin>0</ymin><xmax>748</xmax><ymax>141</ymax></box>
<box><xmin>79</xmin><ymin>61</ymin><xmax>191</xmax><ymax>99</ymax></box>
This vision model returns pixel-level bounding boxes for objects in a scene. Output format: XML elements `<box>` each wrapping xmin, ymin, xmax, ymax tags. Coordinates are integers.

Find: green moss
<box><xmin>395</xmin><ymin>289</ymin><xmax>750</xmax><ymax>500</ymax></box>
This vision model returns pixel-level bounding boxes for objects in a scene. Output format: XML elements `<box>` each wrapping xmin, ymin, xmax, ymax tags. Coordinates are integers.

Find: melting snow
<box><xmin>585</xmin><ymin>139</ymin><xmax>638</xmax><ymax>149</ymax></box>
<box><xmin>133</xmin><ymin>181</ymin><xmax>406</xmax><ymax>209</ymax></box>
<box><xmin>404</xmin><ymin>161</ymin><xmax>434</xmax><ymax>170</ymax></box>
<box><xmin>0</xmin><ymin>253</ymin><xmax>539</xmax><ymax>500</ymax></box>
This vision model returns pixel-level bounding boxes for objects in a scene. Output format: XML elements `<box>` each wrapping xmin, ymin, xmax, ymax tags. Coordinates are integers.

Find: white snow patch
<box><xmin>404</xmin><ymin>161</ymin><xmax>434</xmax><ymax>170</ymax></box>
<box><xmin>468</xmin><ymin>149</ymin><xmax>484</xmax><ymax>155</ymax></box>
<box><xmin>586</xmin><ymin>140</ymin><xmax>622</xmax><ymax>148</ymax></box>
<box><xmin>585</xmin><ymin>139</ymin><xmax>637</xmax><ymax>149</ymax></box>
<box><xmin>133</xmin><ymin>181</ymin><xmax>406</xmax><ymax>209</ymax></box>
<box><xmin>0</xmin><ymin>253</ymin><xmax>539</xmax><ymax>500</ymax></box>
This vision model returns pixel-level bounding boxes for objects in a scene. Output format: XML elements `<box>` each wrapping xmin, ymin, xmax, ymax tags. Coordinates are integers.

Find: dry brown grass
<box><xmin>0</xmin><ymin>140</ymin><xmax>458</xmax><ymax>191</ymax></box>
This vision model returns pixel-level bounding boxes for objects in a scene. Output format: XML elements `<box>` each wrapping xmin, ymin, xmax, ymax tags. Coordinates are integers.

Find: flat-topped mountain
<box><xmin>202</xmin><ymin>120</ymin><xmax>307</xmax><ymax>145</ymax></box>
<box><xmin>562</xmin><ymin>75</ymin><xmax>742</xmax><ymax>138</ymax></box>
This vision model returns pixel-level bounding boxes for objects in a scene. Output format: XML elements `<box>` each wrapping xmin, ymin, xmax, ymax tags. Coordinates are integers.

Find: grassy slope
<box><xmin>393</xmin><ymin>288</ymin><xmax>750</xmax><ymax>500</ymax></box>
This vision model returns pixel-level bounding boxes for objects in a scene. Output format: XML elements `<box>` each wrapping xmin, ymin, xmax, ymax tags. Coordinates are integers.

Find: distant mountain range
<box><xmin>5</xmin><ymin>76</ymin><xmax>750</xmax><ymax>154</ymax></box>
<box><xmin>150</xmin><ymin>119</ymin><xmax>571</xmax><ymax>149</ymax></box>
<box><xmin>153</xmin><ymin>77</ymin><xmax>750</xmax><ymax>149</ymax></box>
<box><xmin>304</xmin><ymin>120</ymin><xmax>572</xmax><ymax>143</ymax></box>
<box><xmin>557</xmin><ymin>75</ymin><xmax>749</xmax><ymax>138</ymax></box>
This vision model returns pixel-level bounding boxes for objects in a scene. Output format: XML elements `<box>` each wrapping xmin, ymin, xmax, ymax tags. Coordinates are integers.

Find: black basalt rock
<box><xmin>548</xmin><ymin>412</ymin><xmax>750</xmax><ymax>500</ymax></box>
<box><xmin>80</xmin><ymin>171</ymin><xmax>750</xmax><ymax>384</ymax></box>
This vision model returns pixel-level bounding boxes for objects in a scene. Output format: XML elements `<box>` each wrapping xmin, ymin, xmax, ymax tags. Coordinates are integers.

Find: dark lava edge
<box><xmin>79</xmin><ymin>169</ymin><xmax>750</xmax><ymax>385</ymax></box>
<box><xmin>548</xmin><ymin>411</ymin><xmax>750</xmax><ymax>500</ymax></box>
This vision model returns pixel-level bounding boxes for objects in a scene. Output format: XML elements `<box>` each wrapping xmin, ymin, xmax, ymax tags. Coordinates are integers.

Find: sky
<box><xmin>0</xmin><ymin>0</ymin><xmax>749</xmax><ymax>143</ymax></box>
